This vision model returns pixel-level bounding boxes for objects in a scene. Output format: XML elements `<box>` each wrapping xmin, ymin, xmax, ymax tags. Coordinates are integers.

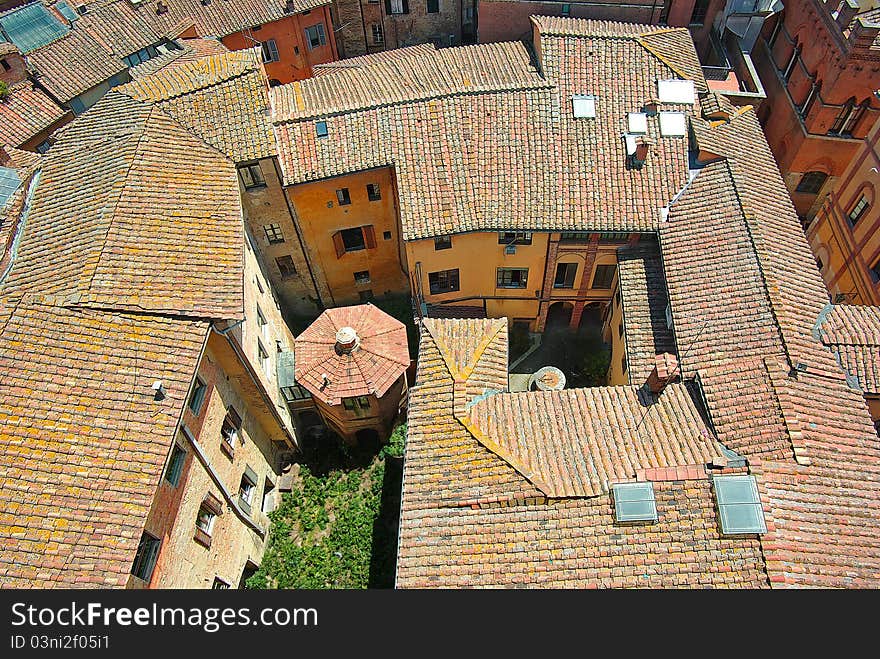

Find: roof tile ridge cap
<box><xmin>763</xmin><ymin>356</ymin><xmax>810</xmax><ymax>466</ymax></box>
<box><xmin>127</xmin><ymin>58</ymin><xmax>254</xmax><ymax>103</ymax></box>
<box><xmin>79</xmin><ymin>103</ymin><xmax>153</xmax><ymax>301</ymax></box>
<box><xmin>459</xmin><ymin>319</ymin><xmax>506</xmax><ymax>381</ymax></box>
<box><xmin>422</xmin><ymin>319</ymin><xmax>462</xmax><ymax>380</ymax></box>
<box><xmin>456</xmin><ymin>408</ymin><xmax>556</xmax><ymax>498</ymax></box>
<box><xmin>636</xmin><ymin>35</ymin><xmax>692</xmax><ymax>83</ymax></box>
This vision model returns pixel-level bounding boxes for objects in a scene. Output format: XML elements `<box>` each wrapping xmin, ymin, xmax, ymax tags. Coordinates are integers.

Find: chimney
<box><xmin>646</xmin><ymin>352</ymin><xmax>679</xmax><ymax>394</ymax></box>
<box><xmin>334</xmin><ymin>326</ymin><xmax>360</xmax><ymax>355</ymax></box>
<box><xmin>634</xmin><ymin>136</ymin><xmax>653</xmax><ymax>163</ymax></box>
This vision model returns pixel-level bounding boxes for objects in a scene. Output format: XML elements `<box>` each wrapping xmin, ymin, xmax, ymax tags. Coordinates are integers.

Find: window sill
<box><xmin>194</xmin><ymin>528</ymin><xmax>213</xmax><ymax>548</ymax></box>
<box><xmin>497</xmin><ymin>285</ymin><xmax>528</xmax><ymax>289</ymax></box>
<box><xmin>429</xmin><ymin>289</ymin><xmax>459</xmax><ymax>295</ymax></box>
<box><xmin>343</xmin><ymin>246</ymin><xmax>366</xmax><ymax>253</ymax></box>
<box><xmin>244</xmin><ymin>184</ymin><xmax>267</xmax><ymax>192</ymax></box>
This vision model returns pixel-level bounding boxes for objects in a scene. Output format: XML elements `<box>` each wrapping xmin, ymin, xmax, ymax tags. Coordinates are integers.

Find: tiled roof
<box><xmin>312</xmin><ymin>44</ymin><xmax>436</xmax><ymax>75</ymax></box>
<box><xmin>75</xmin><ymin>0</ymin><xmax>173</xmax><ymax>57</ymax></box>
<box><xmin>0</xmin><ymin>296</ymin><xmax>209</xmax><ymax>587</ymax></box>
<box><xmin>272</xmin><ymin>23</ymin><xmax>703</xmax><ymax>240</ymax></box>
<box><xmin>128</xmin><ymin>37</ymin><xmax>228</xmax><ymax>78</ymax></box>
<box><xmin>116</xmin><ymin>0</ymin><xmax>331</xmax><ymax>40</ymax></box>
<box><xmin>294</xmin><ymin>303</ymin><xmax>409</xmax><ymax>405</ymax></box>
<box><xmin>0</xmin><ymin>79</ymin><xmax>69</xmax><ymax>148</ymax></box>
<box><xmin>24</xmin><ymin>29</ymin><xmax>125</xmax><ymax>102</ymax></box>
<box><xmin>121</xmin><ymin>48</ymin><xmax>274</xmax><ymax>162</ymax></box>
<box><xmin>396</xmin><ymin>318</ymin><xmax>768</xmax><ymax>588</ymax></box>
<box><xmin>815</xmin><ymin>304</ymin><xmax>880</xmax><ymax>394</ymax></box>
<box><xmin>616</xmin><ymin>239</ymin><xmax>676</xmax><ymax>384</ymax></box>
<box><xmin>1</xmin><ymin>91</ymin><xmax>244</xmax><ymax>319</ymax></box>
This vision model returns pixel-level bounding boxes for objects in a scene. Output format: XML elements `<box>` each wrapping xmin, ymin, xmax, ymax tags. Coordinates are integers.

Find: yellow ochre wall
<box><xmin>406</xmin><ymin>231</ymin><xmax>549</xmax><ymax>323</ymax></box>
<box><xmin>605</xmin><ymin>279</ymin><xmax>628</xmax><ymax>386</ymax></box>
<box><xmin>285</xmin><ymin>168</ymin><xmax>409</xmax><ymax>305</ymax></box>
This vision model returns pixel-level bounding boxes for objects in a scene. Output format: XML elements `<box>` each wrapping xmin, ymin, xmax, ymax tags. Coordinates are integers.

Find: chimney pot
<box><xmin>647</xmin><ymin>352</ymin><xmax>679</xmax><ymax>394</ymax></box>
<box><xmin>335</xmin><ymin>326</ymin><xmax>360</xmax><ymax>354</ymax></box>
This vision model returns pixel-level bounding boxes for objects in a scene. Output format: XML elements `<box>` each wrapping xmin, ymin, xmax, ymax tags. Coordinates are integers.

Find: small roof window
<box><xmin>572</xmin><ymin>94</ymin><xmax>596</xmax><ymax>119</ymax></box>
<box><xmin>627</xmin><ymin>112</ymin><xmax>648</xmax><ymax>134</ymax></box>
<box><xmin>612</xmin><ymin>481</ymin><xmax>657</xmax><ymax>523</ymax></box>
<box><xmin>657</xmin><ymin>79</ymin><xmax>695</xmax><ymax>105</ymax></box>
<box><xmin>659</xmin><ymin>111</ymin><xmax>687</xmax><ymax>137</ymax></box>
<box><xmin>0</xmin><ymin>167</ymin><xmax>22</xmax><ymax>209</ymax></box>
<box><xmin>315</xmin><ymin>120</ymin><xmax>328</xmax><ymax>137</ymax></box>
<box><xmin>713</xmin><ymin>475</ymin><xmax>767</xmax><ymax>535</ymax></box>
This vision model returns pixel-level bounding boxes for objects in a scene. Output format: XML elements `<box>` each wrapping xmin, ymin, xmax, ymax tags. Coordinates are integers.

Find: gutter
<box><xmin>0</xmin><ymin>167</ymin><xmax>41</xmax><ymax>285</ymax></box>
<box><xmin>180</xmin><ymin>423</ymin><xmax>266</xmax><ymax>538</ymax></box>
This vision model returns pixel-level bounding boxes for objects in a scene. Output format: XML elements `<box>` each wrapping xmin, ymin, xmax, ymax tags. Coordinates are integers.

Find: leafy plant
<box><xmin>0</xmin><ymin>81</ymin><xmax>9</xmax><ymax>101</ymax></box>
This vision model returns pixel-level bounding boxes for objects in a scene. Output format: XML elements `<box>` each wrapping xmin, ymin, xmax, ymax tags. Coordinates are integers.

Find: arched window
<box><xmin>829</xmin><ymin>97</ymin><xmax>868</xmax><ymax>137</ymax></box>
<box><xmin>796</xmin><ymin>171</ymin><xmax>828</xmax><ymax>195</ymax></box>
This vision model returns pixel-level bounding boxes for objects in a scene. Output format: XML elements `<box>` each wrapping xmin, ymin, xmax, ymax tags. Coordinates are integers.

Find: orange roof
<box><xmin>294</xmin><ymin>304</ymin><xmax>409</xmax><ymax>405</ymax></box>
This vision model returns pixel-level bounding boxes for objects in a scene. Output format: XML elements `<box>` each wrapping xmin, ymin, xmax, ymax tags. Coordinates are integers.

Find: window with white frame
<box><xmin>261</xmin><ymin>39</ymin><xmax>279</xmax><ymax>63</ymax></box>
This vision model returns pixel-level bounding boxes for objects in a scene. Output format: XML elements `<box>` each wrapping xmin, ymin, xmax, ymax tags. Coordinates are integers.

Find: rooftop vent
<box><xmin>712</xmin><ymin>475</ymin><xmax>767</xmax><ymax>535</ymax></box>
<box><xmin>335</xmin><ymin>326</ymin><xmax>360</xmax><ymax>355</ymax></box>
<box><xmin>612</xmin><ymin>481</ymin><xmax>657</xmax><ymax>523</ymax></box>
<box><xmin>657</xmin><ymin>79</ymin><xmax>695</xmax><ymax>105</ymax></box>
<box><xmin>528</xmin><ymin>366</ymin><xmax>566</xmax><ymax>391</ymax></box>
<box><xmin>572</xmin><ymin>94</ymin><xmax>596</xmax><ymax>119</ymax></box>
<box><xmin>659</xmin><ymin>111</ymin><xmax>687</xmax><ymax>137</ymax></box>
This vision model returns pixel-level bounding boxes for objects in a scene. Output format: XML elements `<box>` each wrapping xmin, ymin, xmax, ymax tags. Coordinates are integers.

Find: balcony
<box><xmin>702</xmin><ymin>28</ymin><xmax>766</xmax><ymax>107</ymax></box>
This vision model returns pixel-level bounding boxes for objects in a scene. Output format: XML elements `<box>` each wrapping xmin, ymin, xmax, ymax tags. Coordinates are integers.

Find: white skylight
<box><xmin>659</xmin><ymin>111</ymin><xmax>687</xmax><ymax>137</ymax></box>
<box><xmin>627</xmin><ymin>112</ymin><xmax>648</xmax><ymax>134</ymax></box>
<box><xmin>572</xmin><ymin>94</ymin><xmax>596</xmax><ymax>118</ymax></box>
<box><xmin>657</xmin><ymin>79</ymin><xmax>695</xmax><ymax>105</ymax></box>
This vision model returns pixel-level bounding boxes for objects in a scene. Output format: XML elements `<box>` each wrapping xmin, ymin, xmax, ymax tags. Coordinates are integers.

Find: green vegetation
<box><xmin>0</xmin><ymin>81</ymin><xmax>9</xmax><ymax>101</ymax></box>
<box><xmin>248</xmin><ymin>423</ymin><xmax>406</xmax><ymax>589</ymax></box>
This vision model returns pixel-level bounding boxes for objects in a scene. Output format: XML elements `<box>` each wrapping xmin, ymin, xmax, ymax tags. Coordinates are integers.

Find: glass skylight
<box><xmin>657</xmin><ymin>79</ymin><xmax>695</xmax><ymax>105</ymax></box>
<box><xmin>0</xmin><ymin>3</ymin><xmax>69</xmax><ymax>53</ymax></box>
<box><xmin>713</xmin><ymin>475</ymin><xmax>767</xmax><ymax>535</ymax></box>
<box><xmin>628</xmin><ymin>112</ymin><xmax>648</xmax><ymax>134</ymax></box>
<box><xmin>572</xmin><ymin>94</ymin><xmax>596</xmax><ymax>119</ymax></box>
<box><xmin>612</xmin><ymin>481</ymin><xmax>657</xmax><ymax>523</ymax></box>
<box><xmin>0</xmin><ymin>167</ymin><xmax>21</xmax><ymax>209</ymax></box>
<box><xmin>659</xmin><ymin>111</ymin><xmax>687</xmax><ymax>137</ymax></box>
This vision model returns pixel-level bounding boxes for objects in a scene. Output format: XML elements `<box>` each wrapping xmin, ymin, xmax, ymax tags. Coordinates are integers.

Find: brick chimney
<box><xmin>646</xmin><ymin>352</ymin><xmax>679</xmax><ymax>394</ymax></box>
<box><xmin>635</xmin><ymin>136</ymin><xmax>653</xmax><ymax>163</ymax></box>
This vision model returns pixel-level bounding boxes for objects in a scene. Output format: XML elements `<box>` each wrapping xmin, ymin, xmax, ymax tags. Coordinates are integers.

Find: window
<box><xmin>258</xmin><ymin>341</ymin><xmax>270</xmax><ymax>377</ymax></box>
<box><xmin>598</xmin><ymin>232</ymin><xmax>629</xmax><ymax>243</ymax></box>
<box><xmin>316</xmin><ymin>121</ymin><xmax>328</xmax><ymax>138</ymax></box>
<box><xmin>195</xmin><ymin>494</ymin><xmax>222</xmax><ymax>547</ymax></box>
<box><xmin>428</xmin><ymin>268</ymin><xmax>459</xmax><ymax>294</ymax></box>
<box><xmin>498</xmin><ymin>231</ymin><xmax>532</xmax><ymax>245</ymax></box>
<box><xmin>713</xmin><ymin>475</ymin><xmax>767</xmax><ymax>535</ymax></box>
<box><xmin>427</xmin><ymin>0</ymin><xmax>439</xmax><ymax>12</ymax></box>
<box><xmin>848</xmin><ymin>195</ymin><xmax>869</xmax><ymax>226</ymax></box>
<box><xmin>164</xmin><ymin>444</ymin><xmax>186</xmax><ymax>486</ymax></box>
<box><xmin>359</xmin><ymin>289</ymin><xmax>374</xmax><ymax>302</ymax></box>
<box><xmin>386</xmin><ymin>0</ymin><xmax>409</xmax><ymax>14</ymax></box>
<box><xmin>371</xmin><ymin>23</ymin><xmax>384</xmax><ymax>45</ymax></box>
<box><xmin>0</xmin><ymin>59</ymin><xmax>9</xmax><ymax>72</ymax></box>
<box><xmin>336</xmin><ymin>188</ymin><xmax>351</xmax><ymax>205</ymax></box>
<box><xmin>795</xmin><ymin>171</ymin><xmax>827</xmax><ymax>195</ymax></box>
<box><xmin>212</xmin><ymin>577</ymin><xmax>230</xmax><ymax>589</ymax></box>
<box><xmin>591</xmin><ymin>264</ymin><xmax>616</xmax><ymax>289</ymax></box>
<box><xmin>35</xmin><ymin>140</ymin><xmax>52</xmax><ymax>154</ymax></box>
<box><xmin>257</xmin><ymin>306</ymin><xmax>269</xmax><ymax>341</ymax></box>
<box><xmin>621</xmin><ymin>354</ymin><xmax>627</xmax><ymax>373</ymax></box>
<box><xmin>434</xmin><ymin>235</ymin><xmax>452</xmax><ymax>250</ymax></box>
<box><xmin>689</xmin><ymin>0</ymin><xmax>709</xmax><ymax>25</ymax></box>
<box><xmin>188</xmin><ymin>377</ymin><xmax>207</xmax><ymax>415</ymax></box>
<box><xmin>220</xmin><ymin>407</ymin><xmax>242</xmax><ymax>457</ymax></box>
<box><xmin>829</xmin><ymin>99</ymin><xmax>866</xmax><ymax>137</ymax></box>
<box><xmin>238</xmin><ymin>163</ymin><xmax>265</xmax><ymax>190</ymax></box>
<box><xmin>618</xmin><ymin>322</ymin><xmax>624</xmax><ymax>338</ymax></box>
<box><xmin>497</xmin><ymin>267</ymin><xmax>528</xmax><ymax>288</ymax></box>
<box><xmin>354</xmin><ymin>270</ymin><xmax>371</xmax><ymax>284</ymax></box>
<box><xmin>553</xmin><ymin>262</ymin><xmax>577</xmax><ymax>289</ymax></box>
<box><xmin>871</xmin><ymin>256</ymin><xmax>880</xmax><ymax>284</ymax></box>
<box><xmin>383</xmin><ymin>230</ymin><xmax>392</xmax><ymax>240</ymax></box>
<box><xmin>262</xmin><ymin>478</ymin><xmax>276</xmax><ymax>514</ymax></box>
<box><xmin>612</xmin><ymin>482</ymin><xmax>657</xmax><ymax>523</ymax></box>
<box><xmin>560</xmin><ymin>231</ymin><xmax>592</xmax><ymax>242</ymax></box>
<box><xmin>343</xmin><ymin>396</ymin><xmax>371</xmax><ymax>411</ymax></box>
<box><xmin>131</xmin><ymin>532</ymin><xmax>161</xmax><ymax>581</ymax></box>
<box><xmin>239</xmin><ymin>467</ymin><xmax>257</xmax><ymax>515</ymax></box>
<box><xmin>264</xmin><ymin>223</ymin><xmax>284</xmax><ymax>244</ymax></box>
<box><xmin>276</xmin><ymin>255</ymin><xmax>297</xmax><ymax>279</ymax></box>
<box><xmin>261</xmin><ymin>39</ymin><xmax>279</xmax><ymax>63</ymax></box>
<box><xmin>367</xmin><ymin>183</ymin><xmax>381</xmax><ymax>201</ymax></box>
<box><xmin>341</xmin><ymin>227</ymin><xmax>365</xmax><ymax>251</ymax></box>
<box><xmin>305</xmin><ymin>23</ymin><xmax>326</xmax><ymax>50</ymax></box>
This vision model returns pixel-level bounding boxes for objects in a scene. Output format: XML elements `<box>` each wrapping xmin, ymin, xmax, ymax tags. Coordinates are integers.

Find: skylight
<box><xmin>0</xmin><ymin>167</ymin><xmax>21</xmax><ymax>209</ymax></box>
<box><xmin>315</xmin><ymin>120</ymin><xmax>328</xmax><ymax>138</ymax></box>
<box><xmin>657</xmin><ymin>79</ymin><xmax>695</xmax><ymax>105</ymax></box>
<box><xmin>572</xmin><ymin>94</ymin><xmax>596</xmax><ymax>119</ymax></box>
<box><xmin>54</xmin><ymin>1</ymin><xmax>79</xmax><ymax>22</ymax></box>
<box><xmin>0</xmin><ymin>3</ymin><xmax>69</xmax><ymax>54</ymax></box>
<box><xmin>713</xmin><ymin>475</ymin><xmax>767</xmax><ymax>535</ymax></box>
<box><xmin>612</xmin><ymin>481</ymin><xmax>657</xmax><ymax>523</ymax></box>
<box><xmin>659</xmin><ymin>111</ymin><xmax>687</xmax><ymax>137</ymax></box>
<box><xmin>627</xmin><ymin>112</ymin><xmax>648</xmax><ymax>134</ymax></box>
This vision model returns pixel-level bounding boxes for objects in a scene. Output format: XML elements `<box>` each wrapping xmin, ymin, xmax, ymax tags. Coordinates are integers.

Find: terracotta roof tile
<box><xmin>1</xmin><ymin>91</ymin><xmax>244</xmax><ymax>319</ymax></box>
<box><xmin>0</xmin><ymin>80</ymin><xmax>69</xmax><ymax>149</ymax></box>
<box><xmin>294</xmin><ymin>304</ymin><xmax>409</xmax><ymax>405</ymax></box>
<box><xmin>815</xmin><ymin>304</ymin><xmax>880</xmax><ymax>394</ymax></box>
<box><xmin>313</xmin><ymin>44</ymin><xmax>436</xmax><ymax>75</ymax></box>
<box><xmin>128</xmin><ymin>37</ymin><xmax>229</xmax><ymax>78</ymax></box>
<box><xmin>0</xmin><ymin>297</ymin><xmax>209</xmax><ymax>587</ymax></box>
